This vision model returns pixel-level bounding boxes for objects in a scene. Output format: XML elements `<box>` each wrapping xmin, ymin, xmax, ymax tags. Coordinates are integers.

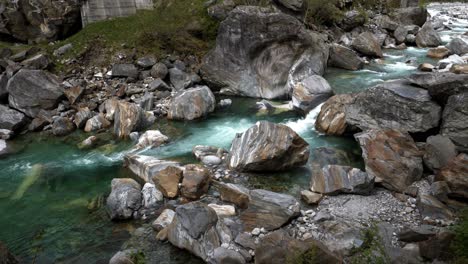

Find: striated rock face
<box><xmin>7</xmin><ymin>69</ymin><xmax>63</xmax><ymax>118</ymax></box>
<box><xmin>440</xmin><ymin>93</ymin><xmax>468</xmax><ymax>152</ymax></box>
<box><xmin>106</xmin><ymin>178</ymin><xmax>142</xmax><ymax>220</ymax></box>
<box><xmin>291</xmin><ymin>75</ymin><xmax>333</xmax><ymax>114</ymax></box>
<box><xmin>351</xmin><ymin>32</ymin><xmax>383</xmax><ymax>58</ymax></box>
<box><xmin>167</xmin><ymin>86</ymin><xmax>216</xmax><ymax>120</ymax></box>
<box><xmin>240</xmin><ymin>189</ymin><xmax>300</xmax><ymax>231</ymax></box>
<box><xmin>356</xmin><ymin>129</ymin><xmax>423</xmax><ymax>192</ymax></box>
<box><xmin>201</xmin><ymin>6</ymin><xmax>328</xmax><ymax>99</ymax></box>
<box><xmin>315</xmin><ymin>94</ymin><xmax>354</xmax><ymax>136</ymax></box>
<box><xmin>416</xmin><ymin>22</ymin><xmax>442</xmax><ymax>48</ymax></box>
<box><xmin>180</xmin><ymin>164</ymin><xmax>211</xmax><ymax>200</ymax></box>
<box><xmin>436</xmin><ymin>154</ymin><xmax>468</xmax><ymax>199</ymax></box>
<box><xmin>310</xmin><ymin>165</ymin><xmax>374</xmax><ymax>195</ymax></box>
<box><xmin>328</xmin><ymin>44</ymin><xmax>364</xmax><ymax>71</ymax></box>
<box><xmin>167</xmin><ymin>202</ymin><xmax>220</xmax><ymax>261</ymax></box>
<box><xmin>345</xmin><ymin>80</ymin><xmax>441</xmax><ymax>133</ymax></box>
<box><xmin>407</xmin><ymin>72</ymin><xmax>468</xmax><ymax>104</ymax></box>
<box><xmin>84</xmin><ymin>114</ymin><xmax>111</xmax><ymax>132</ymax></box>
<box><xmin>228</xmin><ymin>121</ymin><xmax>309</xmax><ymax>172</ymax></box>
<box><xmin>0</xmin><ymin>104</ymin><xmax>27</xmax><ymax>132</ymax></box>
<box><xmin>124</xmin><ymin>155</ymin><xmax>180</xmax><ymax>183</ymax></box>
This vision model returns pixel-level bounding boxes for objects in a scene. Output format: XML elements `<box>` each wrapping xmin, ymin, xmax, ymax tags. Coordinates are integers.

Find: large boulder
<box><xmin>416</xmin><ymin>22</ymin><xmax>442</xmax><ymax>48</ymax></box>
<box><xmin>228</xmin><ymin>121</ymin><xmax>309</xmax><ymax>172</ymax></box>
<box><xmin>135</xmin><ymin>130</ymin><xmax>169</xmax><ymax>149</ymax></box>
<box><xmin>112</xmin><ymin>64</ymin><xmax>138</xmax><ymax>79</ymax></box>
<box><xmin>423</xmin><ymin>135</ymin><xmax>458</xmax><ymax>171</ymax></box>
<box><xmin>310</xmin><ymin>165</ymin><xmax>374</xmax><ymax>195</ymax></box>
<box><xmin>328</xmin><ymin>44</ymin><xmax>364</xmax><ymax>71</ymax></box>
<box><xmin>345</xmin><ymin>80</ymin><xmax>441</xmax><ymax>133</ymax></box>
<box><xmin>394</xmin><ymin>7</ymin><xmax>428</xmax><ymax>27</ymax></box>
<box><xmin>201</xmin><ymin>6</ymin><xmax>328</xmax><ymax>99</ymax></box>
<box><xmin>436</xmin><ymin>154</ymin><xmax>468</xmax><ymax>199</ymax></box>
<box><xmin>351</xmin><ymin>32</ymin><xmax>383</xmax><ymax>58</ymax></box>
<box><xmin>291</xmin><ymin>75</ymin><xmax>333</xmax><ymax>113</ymax></box>
<box><xmin>167</xmin><ymin>86</ymin><xmax>216</xmax><ymax>120</ymax></box>
<box><xmin>355</xmin><ymin>129</ymin><xmax>423</xmax><ymax>192</ymax></box>
<box><xmin>240</xmin><ymin>189</ymin><xmax>300</xmax><ymax>231</ymax></box>
<box><xmin>114</xmin><ymin>101</ymin><xmax>154</xmax><ymax>138</ymax></box>
<box><xmin>446</xmin><ymin>38</ymin><xmax>468</xmax><ymax>55</ymax></box>
<box><xmin>106</xmin><ymin>178</ymin><xmax>142</xmax><ymax>220</ymax></box>
<box><xmin>0</xmin><ymin>104</ymin><xmax>27</xmax><ymax>131</ymax></box>
<box><xmin>152</xmin><ymin>166</ymin><xmax>183</xmax><ymax>198</ymax></box>
<box><xmin>180</xmin><ymin>164</ymin><xmax>211</xmax><ymax>200</ymax></box>
<box><xmin>315</xmin><ymin>94</ymin><xmax>355</xmax><ymax>136</ymax></box>
<box><xmin>167</xmin><ymin>202</ymin><xmax>221</xmax><ymax>261</ymax></box>
<box><xmin>124</xmin><ymin>155</ymin><xmax>180</xmax><ymax>183</ymax></box>
<box><xmin>440</xmin><ymin>93</ymin><xmax>468</xmax><ymax>151</ymax></box>
<box><xmin>7</xmin><ymin>69</ymin><xmax>63</xmax><ymax>118</ymax></box>
<box><xmin>406</xmin><ymin>72</ymin><xmax>468</xmax><ymax>104</ymax></box>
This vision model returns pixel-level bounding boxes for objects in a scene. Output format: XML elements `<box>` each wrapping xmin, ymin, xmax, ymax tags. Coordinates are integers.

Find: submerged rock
<box><xmin>310</xmin><ymin>165</ymin><xmax>374</xmax><ymax>195</ymax></box>
<box><xmin>356</xmin><ymin>129</ymin><xmax>423</xmax><ymax>192</ymax></box>
<box><xmin>346</xmin><ymin>80</ymin><xmax>441</xmax><ymax>133</ymax></box>
<box><xmin>7</xmin><ymin>69</ymin><xmax>63</xmax><ymax>118</ymax></box>
<box><xmin>106</xmin><ymin>178</ymin><xmax>142</xmax><ymax>220</ymax></box>
<box><xmin>440</xmin><ymin>93</ymin><xmax>468</xmax><ymax>152</ymax></box>
<box><xmin>240</xmin><ymin>189</ymin><xmax>300</xmax><ymax>231</ymax></box>
<box><xmin>291</xmin><ymin>75</ymin><xmax>333</xmax><ymax>114</ymax></box>
<box><xmin>228</xmin><ymin>121</ymin><xmax>309</xmax><ymax>172</ymax></box>
<box><xmin>201</xmin><ymin>6</ymin><xmax>328</xmax><ymax>99</ymax></box>
<box><xmin>167</xmin><ymin>86</ymin><xmax>216</xmax><ymax>120</ymax></box>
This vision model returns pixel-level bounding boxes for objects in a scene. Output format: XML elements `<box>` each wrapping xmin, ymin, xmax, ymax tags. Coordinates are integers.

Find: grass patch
<box><xmin>287</xmin><ymin>245</ymin><xmax>320</xmax><ymax>264</ymax></box>
<box><xmin>451</xmin><ymin>209</ymin><xmax>468</xmax><ymax>264</ymax></box>
<box><xmin>52</xmin><ymin>0</ymin><xmax>219</xmax><ymax>65</ymax></box>
<box><xmin>350</xmin><ymin>224</ymin><xmax>389</xmax><ymax>264</ymax></box>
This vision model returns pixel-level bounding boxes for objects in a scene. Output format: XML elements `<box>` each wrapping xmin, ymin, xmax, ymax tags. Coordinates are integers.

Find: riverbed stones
<box><xmin>328</xmin><ymin>44</ymin><xmax>364</xmax><ymax>71</ymax></box>
<box><xmin>406</xmin><ymin>72</ymin><xmax>468</xmax><ymax>104</ymax></box>
<box><xmin>181</xmin><ymin>164</ymin><xmax>211</xmax><ymax>200</ymax></box>
<box><xmin>106</xmin><ymin>178</ymin><xmax>142</xmax><ymax>220</ymax></box>
<box><xmin>135</xmin><ymin>130</ymin><xmax>169</xmax><ymax>149</ymax></box>
<box><xmin>436</xmin><ymin>154</ymin><xmax>468</xmax><ymax>199</ymax></box>
<box><xmin>124</xmin><ymin>155</ymin><xmax>180</xmax><ymax>183</ymax></box>
<box><xmin>208</xmin><ymin>204</ymin><xmax>236</xmax><ymax>217</ymax></box>
<box><xmin>417</xmin><ymin>194</ymin><xmax>454</xmax><ymax>221</ymax></box>
<box><xmin>63</xmin><ymin>86</ymin><xmax>84</xmax><ymax>105</ymax></box>
<box><xmin>228</xmin><ymin>121</ymin><xmax>309</xmax><ymax>172</ymax></box>
<box><xmin>7</xmin><ymin>69</ymin><xmax>63</xmax><ymax>118</ymax></box>
<box><xmin>351</xmin><ymin>32</ymin><xmax>383</xmax><ymax>58</ymax></box>
<box><xmin>201</xmin><ymin>6</ymin><xmax>328</xmax><ymax>99</ymax></box>
<box><xmin>150</xmin><ymin>63</ymin><xmax>168</xmax><ymax>79</ymax></box>
<box><xmin>152</xmin><ymin>209</ymin><xmax>175</xmax><ymax>231</ymax></box>
<box><xmin>355</xmin><ymin>129</ymin><xmax>423</xmax><ymax>192</ymax></box>
<box><xmin>315</xmin><ymin>94</ymin><xmax>354</xmax><ymax>135</ymax></box>
<box><xmin>446</xmin><ymin>38</ymin><xmax>468</xmax><ymax>55</ymax></box>
<box><xmin>0</xmin><ymin>104</ymin><xmax>27</xmax><ymax>132</ymax></box>
<box><xmin>440</xmin><ymin>93</ymin><xmax>468</xmax><ymax>151</ymax></box>
<box><xmin>52</xmin><ymin>117</ymin><xmax>75</xmax><ymax>136</ymax></box>
<box><xmin>167</xmin><ymin>86</ymin><xmax>216</xmax><ymax>120</ymax></box>
<box><xmin>240</xmin><ymin>189</ymin><xmax>300</xmax><ymax>231</ymax></box>
<box><xmin>423</xmin><ymin>135</ymin><xmax>458</xmax><ymax>171</ymax></box>
<box><xmin>416</xmin><ymin>22</ymin><xmax>442</xmax><ymax>48</ymax></box>
<box><xmin>427</xmin><ymin>46</ymin><xmax>450</xmax><ymax>59</ymax></box>
<box><xmin>345</xmin><ymin>80</ymin><xmax>441</xmax><ymax>133</ymax></box>
<box><xmin>112</xmin><ymin>64</ymin><xmax>138</xmax><ymax>79</ymax></box>
<box><xmin>167</xmin><ymin>202</ymin><xmax>220</xmax><ymax>261</ymax></box>
<box><xmin>301</xmin><ymin>190</ymin><xmax>323</xmax><ymax>205</ymax></box>
<box><xmin>310</xmin><ymin>165</ymin><xmax>375</xmax><ymax>195</ymax></box>
<box><xmin>152</xmin><ymin>166</ymin><xmax>183</xmax><ymax>198</ymax></box>
<box><xmin>212</xmin><ymin>181</ymin><xmax>250</xmax><ymax>209</ymax></box>
<box><xmin>291</xmin><ymin>75</ymin><xmax>333</xmax><ymax>113</ymax></box>
<box><xmin>73</xmin><ymin>107</ymin><xmax>92</xmax><ymax>128</ymax></box>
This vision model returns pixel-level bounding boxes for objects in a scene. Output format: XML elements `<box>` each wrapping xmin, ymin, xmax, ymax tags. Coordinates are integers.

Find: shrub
<box><xmin>451</xmin><ymin>209</ymin><xmax>468</xmax><ymax>264</ymax></box>
<box><xmin>303</xmin><ymin>0</ymin><xmax>344</xmax><ymax>26</ymax></box>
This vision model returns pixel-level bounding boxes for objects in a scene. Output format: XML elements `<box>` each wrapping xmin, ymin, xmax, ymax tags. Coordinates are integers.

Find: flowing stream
<box><xmin>0</xmin><ymin>4</ymin><xmax>467</xmax><ymax>263</ymax></box>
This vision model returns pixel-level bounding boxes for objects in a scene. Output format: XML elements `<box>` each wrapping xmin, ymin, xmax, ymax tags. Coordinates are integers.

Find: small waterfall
<box><xmin>285</xmin><ymin>103</ymin><xmax>324</xmax><ymax>134</ymax></box>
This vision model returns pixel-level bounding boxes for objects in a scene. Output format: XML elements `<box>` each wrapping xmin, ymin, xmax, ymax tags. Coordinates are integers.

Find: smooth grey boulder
<box><xmin>291</xmin><ymin>75</ymin><xmax>333</xmax><ymax>113</ymax></box>
<box><xmin>394</xmin><ymin>7</ymin><xmax>428</xmax><ymax>27</ymax></box>
<box><xmin>406</xmin><ymin>72</ymin><xmax>468</xmax><ymax>104</ymax></box>
<box><xmin>423</xmin><ymin>135</ymin><xmax>458</xmax><ymax>171</ymax></box>
<box><xmin>376</xmin><ymin>15</ymin><xmax>399</xmax><ymax>31</ymax></box>
<box><xmin>446</xmin><ymin>38</ymin><xmax>468</xmax><ymax>55</ymax></box>
<box><xmin>0</xmin><ymin>104</ymin><xmax>27</xmax><ymax>131</ymax></box>
<box><xmin>416</xmin><ymin>22</ymin><xmax>442</xmax><ymax>48</ymax></box>
<box><xmin>310</xmin><ymin>165</ymin><xmax>375</xmax><ymax>195</ymax></box>
<box><xmin>228</xmin><ymin>121</ymin><xmax>309</xmax><ymax>172</ymax></box>
<box><xmin>112</xmin><ymin>64</ymin><xmax>138</xmax><ymax>79</ymax></box>
<box><xmin>440</xmin><ymin>93</ymin><xmax>468</xmax><ymax>152</ymax></box>
<box><xmin>240</xmin><ymin>189</ymin><xmax>300</xmax><ymax>231</ymax></box>
<box><xmin>136</xmin><ymin>56</ymin><xmax>156</xmax><ymax>69</ymax></box>
<box><xmin>394</xmin><ymin>26</ymin><xmax>409</xmax><ymax>44</ymax></box>
<box><xmin>7</xmin><ymin>69</ymin><xmax>63</xmax><ymax>118</ymax></box>
<box><xmin>167</xmin><ymin>86</ymin><xmax>216</xmax><ymax>120</ymax></box>
<box><xmin>106</xmin><ymin>178</ymin><xmax>142</xmax><ymax>220</ymax></box>
<box><xmin>356</xmin><ymin>129</ymin><xmax>423</xmax><ymax>192</ymax></box>
<box><xmin>328</xmin><ymin>44</ymin><xmax>364</xmax><ymax>71</ymax></box>
<box><xmin>201</xmin><ymin>6</ymin><xmax>328</xmax><ymax>99</ymax></box>
<box><xmin>351</xmin><ymin>32</ymin><xmax>383</xmax><ymax>58</ymax></box>
<box><xmin>345</xmin><ymin>80</ymin><xmax>441</xmax><ymax>133</ymax></box>
<box><xmin>21</xmin><ymin>54</ymin><xmax>49</xmax><ymax>70</ymax></box>
<box><xmin>150</xmin><ymin>63</ymin><xmax>168</xmax><ymax>79</ymax></box>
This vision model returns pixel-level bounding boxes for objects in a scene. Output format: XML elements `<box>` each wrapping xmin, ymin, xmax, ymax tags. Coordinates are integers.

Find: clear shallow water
<box><xmin>1</xmin><ymin>7</ymin><xmax>467</xmax><ymax>262</ymax></box>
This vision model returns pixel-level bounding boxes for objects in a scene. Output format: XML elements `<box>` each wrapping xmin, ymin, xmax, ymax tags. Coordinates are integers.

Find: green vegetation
<box><xmin>53</xmin><ymin>0</ymin><xmax>219</xmax><ymax>65</ymax></box>
<box><xmin>303</xmin><ymin>0</ymin><xmax>344</xmax><ymax>26</ymax></box>
<box><xmin>451</xmin><ymin>209</ymin><xmax>468</xmax><ymax>264</ymax></box>
<box><xmin>287</xmin><ymin>245</ymin><xmax>320</xmax><ymax>264</ymax></box>
<box><xmin>350</xmin><ymin>224</ymin><xmax>389</xmax><ymax>264</ymax></box>
<box><xmin>130</xmin><ymin>250</ymin><xmax>146</xmax><ymax>264</ymax></box>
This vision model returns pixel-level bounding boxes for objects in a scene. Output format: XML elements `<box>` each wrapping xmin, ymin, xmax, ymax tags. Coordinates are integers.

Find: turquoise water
<box><xmin>1</xmin><ymin>12</ymin><xmax>466</xmax><ymax>262</ymax></box>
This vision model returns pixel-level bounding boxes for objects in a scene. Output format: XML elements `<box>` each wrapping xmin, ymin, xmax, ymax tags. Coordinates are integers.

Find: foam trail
<box><xmin>285</xmin><ymin>103</ymin><xmax>324</xmax><ymax>134</ymax></box>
